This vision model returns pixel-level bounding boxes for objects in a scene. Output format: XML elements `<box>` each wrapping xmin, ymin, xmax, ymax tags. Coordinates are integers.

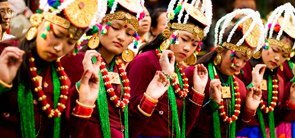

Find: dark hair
<box><xmin>13</xmin><ymin>38</ymin><xmax>36</xmax><ymax>89</ymax></box>
<box><xmin>139</xmin><ymin>32</ymin><xmax>166</xmax><ymax>53</ymax></box>
<box><xmin>150</xmin><ymin>8</ymin><xmax>166</xmax><ymax>28</ymax></box>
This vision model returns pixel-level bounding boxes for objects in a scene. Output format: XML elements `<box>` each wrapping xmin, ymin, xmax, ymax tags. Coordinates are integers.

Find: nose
<box><xmin>274</xmin><ymin>55</ymin><xmax>280</xmax><ymax>61</ymax></box>
<box><xmin>53</xmin><ymin>44</ymin><xmax>63</xmax><ymax>52</ymax></box>
<box><xmin>183</xmin><ymin>44</ymin><xmax>191</xmax><ymax>52</ymax></box>
<box><xmin>117</xmin><ymin>30</ymin><xmax>126</xmax><ymax>42</ymax></box>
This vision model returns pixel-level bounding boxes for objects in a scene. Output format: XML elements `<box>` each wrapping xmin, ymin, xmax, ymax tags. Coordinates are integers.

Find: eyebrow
<box><xmin>52</xmin><ymin>25</ymin><xmax>67</xmax><ymax>37</ymax></box>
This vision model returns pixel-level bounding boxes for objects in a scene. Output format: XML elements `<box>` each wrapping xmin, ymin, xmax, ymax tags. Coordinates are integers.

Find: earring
<box><xmin>280</xmin><ymin>64</ymin><xmax>284</xmax><ymax>71</ymax></box>
<box><xmin>184</xmin><ymin>52</ymin><xmax>197</xmax><ymax>66</ymax></box>
<box><xmin>26</xmin><ymin>13</ymin><xmax>43</xmax><ymax>40</ymax></box>
<box><xmin>88</xmin><ymin>34</ymin><xmax>100</xmax><ymax>49</ymax></box>
<box><xmin>214</xmin><ymin>54</ymin><xmax>222</xmax><ymax>65</ymax></box>
<box><xmin>252</xmin><ymin>50</ymin><xmax>261</xmax><ymax>59</ymax></box>
<box><xmin>122</xmin><ymin>49</ymin><xmax>135</xmax><ymax>63</ymax></box>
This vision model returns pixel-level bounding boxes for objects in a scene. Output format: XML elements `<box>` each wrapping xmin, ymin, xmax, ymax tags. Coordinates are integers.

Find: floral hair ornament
<box><xmin>214</xmin><ymin>9</ymin><xmax>265</xmax><ymax>59</ymax></box>
<box><xmin>264</xmin><ymin>2</ymin><xmax>295</xmax><ymax>57</ymax></box>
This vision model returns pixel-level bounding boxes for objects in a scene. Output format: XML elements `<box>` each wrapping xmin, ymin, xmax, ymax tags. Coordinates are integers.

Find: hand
<box><xmin>146</xmin><ymin>71</ymin><xmax>170</xmax><ymax>100</ymax></box>
<box><xmin>193</xmin><ymin>64</ymin><xmax>208</xmax><ymax>93</ymax></box>
<box><xmin>78</xmin><ymin>50</ymin><xmax>101</xmax><ymax>106</ymax></box>
<box><xmin>209</xmin><ymin>79</ymin><xmax>222</xmax><ymax>104</ymax></box>
<box><xmin>289</xmin><ymin>82</ymin><xmax>295</xmax><ymax>103</ymax></box>
<box><xmin>245</xmin><ymin>87</ymin><xmax>262</xmax><ymax>111</ymax></box>
<box><xmin>251</xmin><ymin>64</ymin><xmax>266</xmax><ymax>88</ymax></box>
<box><xmin>0</xmin><ymin>47</ymin><xmax>24</xmax><ymax>84</ymax></box>
<box><xmin>159</xmin><ymin>50</ymin><xmax>175</xmax><ymax>76</ymax></box>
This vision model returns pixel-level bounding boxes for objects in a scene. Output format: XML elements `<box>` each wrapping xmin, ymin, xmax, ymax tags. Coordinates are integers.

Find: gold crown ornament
<box><xmin>265</xmin><ymin>2</ymin><xmax>295</xmax><ymax>54</ymax></box>
<box><xmin>214</xmin><ymin>9</ymin><xmax>265</xmax><ymax>57</ymax></box>
<box><xmin>26</xmin><ymin>0</ymin><xmax>104</xmax><ymax>41</ymax></box>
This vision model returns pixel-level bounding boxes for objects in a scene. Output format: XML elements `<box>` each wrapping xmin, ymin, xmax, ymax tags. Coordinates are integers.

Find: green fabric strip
<box><xmin>229</xmin><ymin>76</ymin><xmax>236</xmax><ymax>138</ymax></box>
<box><xmin>267</xmin><ymin>75</ymin><xmax>275</xmax><ymax>138</ymax></box>
<box><xmin>97</xmin><ymin>71</ymin><xmax>111</xmax><ymax>138</ymax></box>
<box><xmin>175</xmin><ymin>65</ymin><xmax>186</xmax><ymax>138</ymax></box>
<box><xmin>288</xmin><ymin>61</ymin><xmax>295</xmax><ymax>82</ymax></box>
<box><xmin>124</xmin><ymin>106</ymin><xmax>129</xmax><ymax>138</ymax></box>
<box><xmin>52</xmin><ymin>65</ymin><xmax>61</xmax><ymax>138</ymax></box>
<box><xmin>167</xmin><ymin>85</ymin><xmax>180</xmax><ymax>138</ymax></box>
<box><xmin>258</xmin><ymin>109</ymin><xmax>267</xmax><ymax>138</ymax></box>
<box><xmin>18</xmin><ymin>83</ymin><xmax>36</xmax><ymax>138</ymax></box>
<box><xmin>208</xmin><ymin>62</ymin><xmax>221</xmax><ymax>138</ymax></box>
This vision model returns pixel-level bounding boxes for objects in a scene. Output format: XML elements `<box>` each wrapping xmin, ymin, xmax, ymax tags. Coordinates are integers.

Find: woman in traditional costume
<box><xmin>186</xmin><ymin>9</ymin><xmax>265</xmax><ymax>138</ymax></box>
<box><xmin>61</xmin><ymin>0</ymin><xmax>147</xmax><ymax>137</ymax></box>
<box><xmin>237</xmin><ymin>3</ymin><xmax>295</xmax><ymax>138</ymax></box>
<box><xmin>0</xmin><ymin>0</ymin><xmax>100</xmax><ymax>137</ymax></box>
<box><xmin>126</xmin><ymin>0</ymin><xmax>212</xmax><ymax>137</ymax></box>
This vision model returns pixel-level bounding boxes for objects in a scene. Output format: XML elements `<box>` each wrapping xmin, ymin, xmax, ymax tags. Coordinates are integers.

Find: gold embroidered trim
<box><xmin>44</xmin><ymin>13</ymin><xmax>71</xmax><ymax>29</ymax></box>
<box><xmin>222</xmin><ymin>42</ymin><xmax>253</xmax><ymax>59</ymax></box>
<box><xmin>171</xmin><ymin>23</ymin><xmax>204</xmax><ymax>41</ymax></box>
<box><xmin>102</xmin><ymin>11</ymin><xmax>139</xmax><ymax>31</ymax></box>
<box><xmin>268</xmin><ymin>38</ymin><xmax>292</xmax><ymax>53</ymax></box>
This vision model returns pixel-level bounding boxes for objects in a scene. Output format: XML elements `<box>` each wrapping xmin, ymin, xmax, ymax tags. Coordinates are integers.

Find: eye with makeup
<box><xmin>52</xmin><ymin>29</ymin><xmax>64</xmax><ymax>39</ymax></box>
<box><xmin>110</xmin><ymin>23</ymin><xmax>120</xmax><ymax>31</ymax></box>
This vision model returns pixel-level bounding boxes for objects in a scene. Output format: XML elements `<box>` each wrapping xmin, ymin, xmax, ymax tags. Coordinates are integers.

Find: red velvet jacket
<box><xmin>186</xmin><ymin>63</ymin><xmax>256</xmax><ymax>138</ymax></box>
<box><xmin>61</xmin><ymin>53</ymin><xmax>126</xmax><ymax>138</ymax></box>
<box><xmin>126</xmin><ymin>50</ymin><xmax>204</xmax><ymax>138</ymax></box>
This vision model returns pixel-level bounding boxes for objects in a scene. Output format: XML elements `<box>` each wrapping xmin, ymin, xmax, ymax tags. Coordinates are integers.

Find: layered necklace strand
<box><xmin>155</xmin><ymin>49</ymin><xmax>189</xmax><ymax>98</ymax></box>
<box><xmin>208</xmin><ymin>62</ymin><xmax>241</xmax><ymax>124</ymax></box>
<box><xmin>28</xmin><ymin>54</ymin><xmax>69</xmax><ymax>118</ymax></box>
<box><xmin>99</xmin><ymin>58</ymin><xmax>130</xmax><ymax>109</ymax></box>
<box><xmin>259</xmin><ymin>75</ymin><xmax>278</xmax><ymax>113</ymax></box>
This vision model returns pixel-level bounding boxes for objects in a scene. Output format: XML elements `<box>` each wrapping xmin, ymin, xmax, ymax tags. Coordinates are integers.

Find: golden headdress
<box><xmin>265</xmin><ymin>2</ymin><xmax>295</xmax><ymax>53</ymax></box>
<box><xmin>25</xmin><ymin>0</ymin><xmax>106</xmax><ymax>41</ymax></box>
<box><xmin>214</xmin><ymin>9</ymin><xmax>265</xmax><ymax>59</ymax></box>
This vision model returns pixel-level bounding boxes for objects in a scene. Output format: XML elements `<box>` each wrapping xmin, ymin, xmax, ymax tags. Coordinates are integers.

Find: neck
<box><xmin>98</xmin><ymin>47</ymin><xmax>115</xmax><ymax>64</ymax></box>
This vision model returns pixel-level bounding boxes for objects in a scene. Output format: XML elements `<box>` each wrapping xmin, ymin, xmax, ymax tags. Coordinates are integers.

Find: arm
<box><xmin>67</xmin><ymin>50</ymin><xmax>102</xmax><ymax>137</ymax></box>
<box><xmin>185</xmin><ymin>65</ymin><xmax>207</xmax><ymax>135</ymax></box>
<box><xmin>126</xmin><ymin>53</ymin><xmax>160</xmax><ymax>136</ymax></box>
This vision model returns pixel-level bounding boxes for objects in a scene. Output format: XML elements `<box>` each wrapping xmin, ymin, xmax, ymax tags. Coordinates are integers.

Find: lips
<box><xmin>48</xmin><ymin>52</ymin><xmax>58</xmax><ymax>59</ymax></box>
<box><xmin>269</xmin><ymin>61</ymin><xmax>278</xmax><ymax>67</ymax></box>
<box><xmin>178</xmin><ymin>52</ymin><xmax>187</xmax><ymax>58</ymax></box>
<box><xmin>113</xmin><ymin>41</ymin><xmax>123</xmax><ymax>48</ymax></box>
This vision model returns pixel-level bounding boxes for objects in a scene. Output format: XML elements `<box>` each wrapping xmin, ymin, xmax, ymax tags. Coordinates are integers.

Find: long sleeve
<box><xmin>184</xmin><ymin>66</ymin><xmax>205</xmax><ymax>135</ymax></box>
<box><xmin>126</xmin><ymin>51</ymin><xmax>160</xmax><ymax>137</ymax></box>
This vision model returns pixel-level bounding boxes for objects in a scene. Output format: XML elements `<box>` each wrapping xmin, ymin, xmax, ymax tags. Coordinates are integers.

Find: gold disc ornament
<box><xmin>242</xmin><ymin>19</ymin><xmax>261</xmax><ymax>48</ymax></box>
<box><xmin>88</xmin><ymin>36</ymin><xmax>100</xmax><ymax>49</ymax></box>
<box><xmin>184</xmin><ymin>53</ymin><xmax>197</xmax><ymax>66</ymax></box>
<box><xmin>122</xmin><ymin>49</ymin><xmax>135</xmax><ymax>63</ymax></box>
<box><xmin>64</xmin><ymin>0</ymin><xmax>98</xmax><ymax>28</ymax></box>
<box><xmin>26</xmin><ymin>27</ymin><xmax>38</xmax><ymax>41</ymax></box>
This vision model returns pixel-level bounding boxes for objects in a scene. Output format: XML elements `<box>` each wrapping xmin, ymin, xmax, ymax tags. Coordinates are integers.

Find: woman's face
<box><xmin>151</xmin><ymin>12</ymin><xmax>167</xmax><ymax>36</ymax></box>
<box><xmin>219</xmin><ymin>49</ymin><xmax>249</xmax><ymax>75</ymax></box>
<box><xmin>261</xmin><ymin>38</ymin><xmax>292</xmax><ymax>70</ymax></box>
<box><xmin>169</xmin><ymin>30</ymin><xmax>199</xmax><ymax>62</ymax></box>
<box><xmin>99</xmin><ymin>19</ymin><xmax>135</xmax><ymax>55</ymax></box>
<box><xmin>36</xmin><ymin>21</ymin><xmax>77</xmax><ymax>62</ymax></box>
<box><xmin>138</xmin><ymin>7</ymin><xmax>151</xmax><ymax>36</ymax></box>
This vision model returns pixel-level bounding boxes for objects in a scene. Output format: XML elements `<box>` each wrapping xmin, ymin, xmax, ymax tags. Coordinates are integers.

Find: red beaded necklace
<box><xmin>155</xmin><ymin>49</ymin><xmax>189</xmax><ymax>98</ymax></box>
<box><xmin>259</xmin><ymin>75</ymin><xmax>278</xmax><ymax>113</ymax></box>
<box><xmin>28</xmin><ymin>54</ymin><xmax>69</xmax><ymax>118</ymax></box>
<box><xmin>211</xmin><ymin>67</ymin><xmax>241</xmax><ymax>124</ymax></box>
<box><xmin>99</xmin><ymin>59</ymin><xmax>130</xmax><ymax>109</ymax></box>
